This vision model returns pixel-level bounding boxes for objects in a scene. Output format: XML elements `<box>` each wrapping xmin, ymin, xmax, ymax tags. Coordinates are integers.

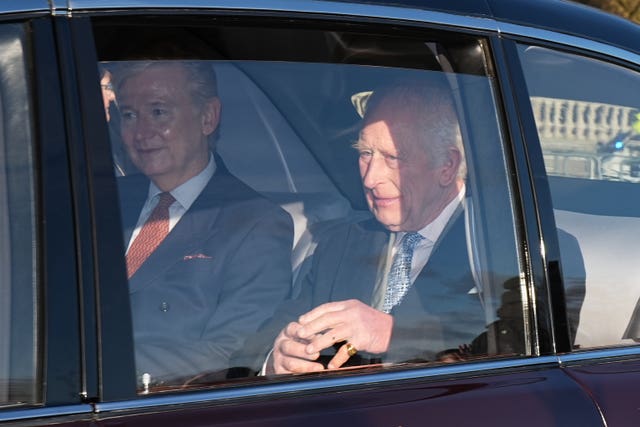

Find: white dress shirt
<box><xmin>126</xmin><ymin>154</ymin><xmax>216</xmax><ymax>252</ymax></box>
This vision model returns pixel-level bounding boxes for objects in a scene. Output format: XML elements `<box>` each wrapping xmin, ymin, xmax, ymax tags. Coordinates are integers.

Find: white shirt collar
<box><xmin>147</xmin><ymin>153</ymin><xmax>216</xmax><ymax>210</ymax></box>
<box><xmin>398</xmin><ymin>185</ymin><xmax>465</xmax><ymax>246</ymax></box>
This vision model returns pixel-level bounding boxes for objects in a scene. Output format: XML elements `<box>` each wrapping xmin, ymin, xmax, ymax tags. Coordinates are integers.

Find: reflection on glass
<box><xmin>0</xmin><ymin>24</ymin><xmax>38</xmax><ymax>407</ymax></box>
<box><xmin>102</xmin><ymin>44</ymin><xmax>524</xmax><ymax>392</ymax></box>
<box><xmin>519</xmin><ymin>44</ymin><xmax>640</xmax><ymax>350</ymax></box>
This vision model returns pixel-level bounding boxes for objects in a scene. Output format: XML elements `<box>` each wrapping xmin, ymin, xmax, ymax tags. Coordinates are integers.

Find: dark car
<box><xmin>1</xmin><ymin>0</ymin><xmax>640</xmax><ymax>425</ymax></box>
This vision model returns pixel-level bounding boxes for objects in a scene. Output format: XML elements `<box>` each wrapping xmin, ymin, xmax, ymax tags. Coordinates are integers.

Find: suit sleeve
<box><xmin>229</xmin><ymin>220</ymin><xmax>356</xmax><ymax>375</ymax></box>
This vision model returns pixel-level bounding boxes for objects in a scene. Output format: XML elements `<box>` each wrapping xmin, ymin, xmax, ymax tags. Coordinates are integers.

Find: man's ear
<box><xmin>439</xmin><ymin>147</ymin><xmax>462</xmax><ymax>186</ymax></box>
<box><xmin>201</xmin><ymin>97</ymin><xmax>222</xmax><ymax>136</ymax></box>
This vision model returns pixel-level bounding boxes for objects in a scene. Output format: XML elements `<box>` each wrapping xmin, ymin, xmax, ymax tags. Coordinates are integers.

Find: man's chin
<box><xmin>374</xmin><ymin>215</ymin><xmax>403</xmax><ymax>232</ymax></box>
<box><xmin>137</xmin><ymin>163</ymin><xmax>170</xmax><ymax>177</ymax></box>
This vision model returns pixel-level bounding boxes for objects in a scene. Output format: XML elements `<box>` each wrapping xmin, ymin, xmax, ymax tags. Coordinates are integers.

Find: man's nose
<box><xmin>133</xmin><ymin>116</ymin><xmax>154</xmax><ymax>141</ymax></box>
<box><xmin>362</xmin><ymin>155</ymin><xmax>385</xmax><ymax>189</ymax></box>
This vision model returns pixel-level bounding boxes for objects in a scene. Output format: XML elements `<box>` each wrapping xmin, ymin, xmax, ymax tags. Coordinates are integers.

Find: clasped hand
<box><xmin>269</xmin><ymin>299</ymin><xmax>393</xmax><ymax>374</ymax></box>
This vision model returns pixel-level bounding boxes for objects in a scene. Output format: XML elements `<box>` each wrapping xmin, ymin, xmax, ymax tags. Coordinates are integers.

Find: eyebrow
<box><xmin>352</xmin><ymin>139</ymin><xmax>368</xmax><ymax>151</ymax></box>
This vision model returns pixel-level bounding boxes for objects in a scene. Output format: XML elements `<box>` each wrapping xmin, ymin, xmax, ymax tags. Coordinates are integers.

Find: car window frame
<box><xmin>61</xmin><ymin>15</ymin><xmax>137</xmax><ymax>402</ymax></box>
<box><xmin>498</xmin><ymin>31</ymin><xmax>640</xmax><ymax>360</ymax></box>
<box><xmin>72</xmin><ymin>6</ymin><xmax>552</xmax><ymax>409</ymax></box>
<box><xmin>0</xmin><ymin>14</ymin><xmax>92</xmax><ymax>422</ymax></box>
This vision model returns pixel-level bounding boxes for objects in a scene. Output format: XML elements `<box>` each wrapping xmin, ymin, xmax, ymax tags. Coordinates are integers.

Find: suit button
<box><xmin>159</xmin><ymin>302</ymin><xmax>170</xmax><ymax>312</ymax></box>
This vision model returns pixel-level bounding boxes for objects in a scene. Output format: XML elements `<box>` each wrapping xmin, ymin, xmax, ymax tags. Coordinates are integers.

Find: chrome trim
<box><xmin>559</xmin><ymin>346</ymin><xmax>640</xmax><ymax>364</ymax></box>
<box><xmin>0</xmin><ymin>0</ymin><xmax>49</xmax><ymax>14</ymax></box>
<box><xmin>0</xmin><ymin>404</ymin><xmax>92</xmax><ymax>422</ymax></box>
<box><xmin>67</xmin><ymin>0</ymin><xmax>498</xmax><ymax>32</ymax></box>
<box><xmin>95</xmin><ymin>356</ymin><xmax>559</xmax><ymax>413</ymax></box>
<box><xmin>64</xmin><ymin>1</ymin><xmax>638</xmax><ymax>65</ymax></box>
<box><xmin>497</xmin><ymin>22</ymin><xmax>640</xmax><ymax>66</ymax></box>
<box><xmin>51</xmin><ymin>0</ymin><xmax>72</xmax><ymax>16</ymax></box>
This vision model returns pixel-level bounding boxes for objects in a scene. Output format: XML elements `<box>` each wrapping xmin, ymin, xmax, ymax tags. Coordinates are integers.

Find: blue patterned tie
<box><xmin>382</xmin><ymin>232</ymin><xmax>424</xmax><ymax>313</ymax></box>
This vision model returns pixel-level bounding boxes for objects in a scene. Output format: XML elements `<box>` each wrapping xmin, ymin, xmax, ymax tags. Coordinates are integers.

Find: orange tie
<box><xmin>126</xmin><ymin>192</ymin><xmax>175</xmax><ymax>279</ymax></box>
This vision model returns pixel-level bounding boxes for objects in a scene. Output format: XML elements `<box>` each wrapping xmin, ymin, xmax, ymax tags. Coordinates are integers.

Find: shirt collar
<box><xmin>147</xmin><ymin>153</ymin><xmax>216</xmax><ymax>210</ymax></box>
<box><xmin>398</xmin><ymin>185</ymin><xmax>465</xmax><ymax>246</ymax></box>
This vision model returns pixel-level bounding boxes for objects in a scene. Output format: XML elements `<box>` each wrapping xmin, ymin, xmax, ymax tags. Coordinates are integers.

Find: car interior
<box><xmin>93</xmin><ymin>18</ymin><xmax>534</xmax><ymax>386</ymax></box>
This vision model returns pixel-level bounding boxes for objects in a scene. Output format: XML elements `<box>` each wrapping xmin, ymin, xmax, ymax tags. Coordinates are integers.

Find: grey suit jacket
<box><xmin>235</xmin><ymin>210</ymin><xmax>486</xmax><ymax>373</ymax></box>
<box><xmin>119</xmin><ymin>157</ymin><xmax>293</xmax><ymax>385</ymax></box>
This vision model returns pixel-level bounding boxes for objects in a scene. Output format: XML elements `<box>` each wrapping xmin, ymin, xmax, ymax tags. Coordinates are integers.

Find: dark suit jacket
<box><xmin>119</xmin><ymin>158</ymin><xmax>293</xmax><ymax>384</ymax></box>
<box><xmin>236</xmin><ymin>209</ymin><xmax>486</xmax><ymax>373</ymax></box>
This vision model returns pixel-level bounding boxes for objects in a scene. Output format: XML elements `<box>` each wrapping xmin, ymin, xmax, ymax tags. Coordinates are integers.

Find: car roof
<box><xmin>13</xmin><ymin>0</ymin><xmax>640</xmax><ymax>56</ymax></box>
<box><xmin>487</xmin><ymin>0</ymin><xmax>640</xmax><ymax>54</ymax></box>
<box><xmin>328</xmin><ymin>0</ymin><xmax>639</xmax><ymax>54</ymax></box>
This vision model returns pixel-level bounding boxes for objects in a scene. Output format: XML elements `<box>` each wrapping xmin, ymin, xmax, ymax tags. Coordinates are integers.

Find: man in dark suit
<box><xmin>116</xmin><ymin>59</ymin><xmax>293</xmax><ymax>385</ymax></box>
<box><xmin>236</xmin><ymin>78</ymin><xmax>486</xmax><ymax>375</ymax></box>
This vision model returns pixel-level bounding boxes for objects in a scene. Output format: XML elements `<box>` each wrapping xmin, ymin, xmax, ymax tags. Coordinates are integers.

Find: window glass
<box><xmin>0</xmin><ymin>24</ymin><xmax>39</xmax><ymax>406</ymax></box>
<box><xmin>95</xmin><ymin>22</ymin><xmax>526</xmax><ymax>392</ymax></box>
<box><xmin>518</xmin><ymin>44</ymin><xmax>640</xmax><ymax>349</ymax></box>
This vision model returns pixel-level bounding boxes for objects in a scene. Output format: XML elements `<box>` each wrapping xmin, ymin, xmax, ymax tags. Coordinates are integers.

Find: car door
<box><xmin>65</xmin><ymin>5</ymin><xmax>610</xmax><ymax>426</ymax></box>
<box><xmin>0</xmin><ymin>9</ymin><xmax>95</xmax><ymax>427</ymax></box>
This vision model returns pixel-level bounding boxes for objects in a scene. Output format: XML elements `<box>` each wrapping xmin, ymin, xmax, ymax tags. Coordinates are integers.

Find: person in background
<box><xmin>100</xmin><ymin>64</ymin><xmax>137</xmax><ymax>176</ymax></box>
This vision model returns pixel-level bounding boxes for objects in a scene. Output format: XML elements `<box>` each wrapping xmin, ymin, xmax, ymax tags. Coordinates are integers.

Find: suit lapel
<box><xmin>402</xmin><ymin>209</ymin><xmax>470</xmax><ymax>308</ymax></box>
<box><xmin>126</xmin><ymin>163</ymin><xmax>242</xmax><ymax>292</ymax></box>
<box><xmin>332</xmin><ymin>221</ymin><xmax>389</xmax><ymax>303</ymax></box>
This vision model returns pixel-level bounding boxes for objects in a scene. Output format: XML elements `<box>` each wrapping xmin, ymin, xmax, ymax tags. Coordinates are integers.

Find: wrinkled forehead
<box><xmin>117</xmin><ymin>64</ymin><xmax>193</xmax><ymax>106</ymax></box>
<box><xmin>361</xmin><ymin>104</ymin><xmax>424</xmax><ymax>146</ymax></box>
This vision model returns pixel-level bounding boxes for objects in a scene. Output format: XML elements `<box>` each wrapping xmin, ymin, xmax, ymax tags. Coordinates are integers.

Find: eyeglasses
<box><xmin>101</xmin><ymin>82</ymin><xmax>114</xmax><ymax>91</ymax></box>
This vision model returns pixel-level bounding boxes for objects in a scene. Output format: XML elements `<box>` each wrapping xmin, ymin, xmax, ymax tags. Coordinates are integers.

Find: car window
<box><xmin>94</xmin><ymin>20</ymin><xmax>528</xmax><ymax>393</ymax></box>
<box><xmin>0</xmin><ymin>23</ymin><xmax>39</xmax><ymax>407</ymax></box>
<box><xmin>517</xmin><ymin>44</ymin><xmax>640</xmax><ymax>350</ymax></box>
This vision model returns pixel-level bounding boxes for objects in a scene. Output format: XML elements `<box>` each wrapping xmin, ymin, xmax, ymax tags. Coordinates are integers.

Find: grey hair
<box><xmin>113</xmin><ymin>60</ymin><xmax>218</xmax><ymax>108</ymax></box>
<box><xmin>113</xmin><ymin>60</ymin><xmax>220</xmax><ymax>144</ymax></box>
<box><xmin>363</xmin><ymin>77</ymin><xmax>466</xmax><ymax>178</ymax></box>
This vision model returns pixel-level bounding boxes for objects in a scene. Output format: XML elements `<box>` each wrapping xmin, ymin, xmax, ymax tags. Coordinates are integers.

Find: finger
<box><xmin>283</xmin><ymin>321</ymin><xmax>304</xmax><ymax>340</ymax></box>
<box><xmin>276</xmin><ymin>356</ymin><xmax>325</xmax><ymax>374</ymax></box>
<box><xmin>274</xmin><ymin>338</ymin><xmax>323</xmax><ymax>374</ymax></box>
<box><xmin>277</xmin><ymin>336</ymin><xmax>313</xmax><ymax>359</ymax></box>
<box><xmin>299</xmin><ymin>300</ymin><xmax>349</xmax><ymax>325</ymax></box>
<box><xmin>326</xmin><ymin>343</ymin><xmax>352</xmax><ymax>370</ymax></box>
<box><xmin>305</xmin><ymin>324</ymin><xmax>352</xmax><ymax>354</ymax></box>
<box><xmin>297</xmin><ymin>310</ymin><xmax>347</xmax><ymax>339</ymax></box>
<box><xmin>273</xmin><ymin>338</ymin><xmax>322</xmax><ymax>374</ymax></box>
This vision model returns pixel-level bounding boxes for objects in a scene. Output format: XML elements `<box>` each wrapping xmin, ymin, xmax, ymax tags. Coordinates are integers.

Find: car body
<box><xmin>0</xmin><ymin>0</ymin><xmax>639</xmax><ymax>425</ymax></box>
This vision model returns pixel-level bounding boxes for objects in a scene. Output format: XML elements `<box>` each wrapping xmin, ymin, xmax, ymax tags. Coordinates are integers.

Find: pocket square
<box><xmin>183</xmin><ymin>253</ymin><xmax>213</xmax><ymax>260</ymax></box>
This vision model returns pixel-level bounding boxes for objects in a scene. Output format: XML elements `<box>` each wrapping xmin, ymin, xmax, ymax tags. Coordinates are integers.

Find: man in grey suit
<box><xmin>236</xmin><ymin>77</ymin><xmax>487</xmax><ymax>376</ymax></box>
<box><xmin>116</xmin><ymin>59</ymin><xmax>293</xmax><ymax>385</ymax></box>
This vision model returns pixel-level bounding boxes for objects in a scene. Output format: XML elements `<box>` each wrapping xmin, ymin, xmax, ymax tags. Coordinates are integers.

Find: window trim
<box><xmin>67</xmin><ymin>0</ymin><xmax>499</xmax><ymax>33</ymax></box>
<box><xmin>94</xmin><ymin>355</ymin><xmax>563</xmax><ymax>413</ymax></box>
<box><xmin>487</xmin><ymin>35</ymin><xmax>560</xmax><ymax>355</ymax></box>
<box><xmin>0</xmin><ymin>404</ymin><xmax>93</xmax><ymax>424</ymax></box>
<box><xmin>64</xmin><ymin>15</ymin><xmax>138</xmax><ymax>402</ymax></box>
<box><xmin>498</xmin><ymin>22</ymin><xmax>640</xmax><ymax>71</ymax></box>
<box><xmin>29</xmin><ymin>17</ymin><xmax>85</xmax><ymax>406</ymax></box>
<box><xmin>84</xmin><ymin>14</ymin><xmax>540</xmax><ymax>402</ymax></box>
